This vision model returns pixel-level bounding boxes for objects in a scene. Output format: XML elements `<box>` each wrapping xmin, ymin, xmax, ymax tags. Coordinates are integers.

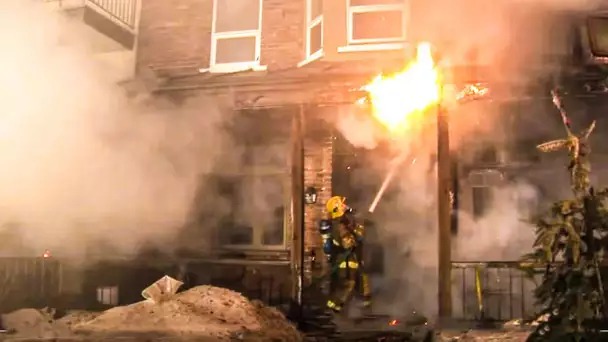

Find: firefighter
<box><xmin>320</xmin><ymin>196</ymin><xmax>372</xmax><ymax>314</ymax></box>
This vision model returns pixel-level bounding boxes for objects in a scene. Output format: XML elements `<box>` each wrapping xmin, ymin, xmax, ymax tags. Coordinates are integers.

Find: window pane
<box><xmin>472</xmin><ymin>187</ymin><xmax>493</xmax><ymax>219</ymax></box>
<box><xmin>215</xmin><ymin>0</ymin><xmax>260</xmax><ymax>32</ymax></box>
<box><xmin>220</xmin><ymin>222</ymin><xmax>254</xmax><ymax>245</ymax></box>
<box><xmin>245</xmin><ymin>176</ymin><xmax>284</xmax><ymax>244</ymax></box>
<box><xmin>215</xmin><ymin>36</ymin><xmax>257</xmax><ymax>64</ymax></box>
<box><xmin>263</xmin><ymin>206</ymin><xmax>284</xmax><ymax>245</ymax></box>
<box><xmin>215</xmin><ymin>178</ymin><xmax>255</xmax><ymax>245</ymax></box>
<box><xmin>588</xmin><ymin>17</ymin><xmax>608</xmax><ymax>56</ymax></box>
<box><xmin>310</xmin><ymin>0</ymin><xmax>322</xmax><ymax>19</ymax></box>
<box><xmin>350</xmin><ymin>0</ymin><xmax>404</xmax><ymax>6</ymax></box>
<box><xmin>352</xmin><ymin>10</ymin><xmax>403</xmax><ymax>41</ymax></box>
<box><xmin>309</xmin><ymin>22</ymin><xmax>322</xmax><ymax>55</ymax></box>
<box><xmin>217</xmin><ymin>175</ymin><xmax>285</xmax><ymax>246</ymax></box>
<box><xmin>477</xmin><ymin>146</ymin><xmax>498</xmax><ymax>164</ymax></box>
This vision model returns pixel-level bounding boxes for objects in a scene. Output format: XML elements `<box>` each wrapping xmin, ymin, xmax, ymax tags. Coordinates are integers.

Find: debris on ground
<box><xmin>504</xmin><ymin>314</ymin><xmax>548</xmax><ymax>329</ymax></box>
<box><xmin>73</xmin><ymin>285</ymin><xmax>302</xmax><ymax>341</ymax></box>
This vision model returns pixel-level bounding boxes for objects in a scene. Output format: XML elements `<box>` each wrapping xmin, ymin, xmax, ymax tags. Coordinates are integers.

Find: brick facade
<box><xmin>136</xmin><ymin>0</ymin><xmax>304</xmax><ymax>73</ymax></box>
<box><xmin>135</xmin><ymin>0</ymin><xmax>336</xmax><ymax>293</ymax></box>
<box><xmin>136</xmin><ymin>0</ymin><xmax>213</xmax><ymax>70</ymax></box>
<box><xmin>304</xmin><ymin>134</ymin><xmax>333</xmax><ymax>251</ymax></box>
<box><xmin>259</xmin><ymin>0</ymin><xmax>305</xmax><ymax>69</ymax></box>
<box><xmin>303</xmin><ymin>117</ymin><xmax>333</xmax><ymax>279</ymax></box>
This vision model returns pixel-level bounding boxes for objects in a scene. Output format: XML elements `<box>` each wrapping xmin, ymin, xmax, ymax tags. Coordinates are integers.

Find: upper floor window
<box><xmin>347</xmin><ymin>0</ymin><xmax>406</xmax><ymax>45</ymax></box>
<box><xmin>306</xmin><ymin>0</ymin><xmax>323</xmax><ymax>60</ymax></box>
<box><xmin>211</xmin><ymin>0</ymin><xmax>263</xmax><ymax>72</ymax></box>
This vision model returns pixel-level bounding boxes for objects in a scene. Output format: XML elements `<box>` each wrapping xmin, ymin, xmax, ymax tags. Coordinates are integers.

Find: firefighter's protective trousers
<box><xmin>326</xmin><ymin>256</ymin><xmax>372</xmax><ymax>312</ymax></box>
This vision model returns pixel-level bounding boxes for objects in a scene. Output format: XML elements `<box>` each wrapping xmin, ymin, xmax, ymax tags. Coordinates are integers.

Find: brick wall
<box><xmin>302</xmin><ymin>121</ymin><xmax>332</xmax><ymax>280</ymax></box>
<box><xmin>260</xmin><ymin>0</ymin><xmax>305</xmax><ymax>69</ymax></box>
<box><xmin>136</xmin><ymin>0</ymin><xmax>304</xmax><ymax>73</ymax></box>
<box><xmin>136</xmin><ymin>0</ymin><xmax>213</xmax><ymax>70</ymax></box>
<box><xmin>303</xmin><ymin>121</ymin><xmax>333</xmax><ymax>253</ymax></box>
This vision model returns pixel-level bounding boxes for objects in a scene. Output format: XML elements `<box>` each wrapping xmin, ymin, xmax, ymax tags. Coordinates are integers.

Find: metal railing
<box><xmin>86</xmin><ymin>0</ymin><xmax>137</xmax><ymax>30</ymax></box>
<box><xmin>0</xmin><ymin>258</ymin><xmax>62</xmax><ymax>313</ymax></box>
<box><xmin>451</xmin><ymin>261</ymin><xmax>542</xmax><ymax>321</ymax></box>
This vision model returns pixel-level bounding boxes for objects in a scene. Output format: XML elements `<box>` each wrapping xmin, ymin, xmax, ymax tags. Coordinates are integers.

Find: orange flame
<box><xmin>388</xmin><ymin>319</ymin><xmax>399</xmax><ymax>326</ymax></box>
<box><xmin>362</xmin><ymin>42</ymin><xmax>441</xmax><ymax>134</ymax></box>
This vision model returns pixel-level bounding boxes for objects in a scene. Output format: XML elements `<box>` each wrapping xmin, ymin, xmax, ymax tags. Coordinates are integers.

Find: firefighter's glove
<box><xmin>353</xmin><ymin>224</ymin><xmax>365</xmax><ymax>243</ymax></box>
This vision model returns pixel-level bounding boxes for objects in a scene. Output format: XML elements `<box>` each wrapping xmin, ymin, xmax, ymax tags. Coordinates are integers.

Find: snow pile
<box><xmin>439</xmin><ymin>330</ymin><xmax>530</xmax><ymax>342</ymax></box>
<box><xmin>74</xmin><ymin>285</ymin><xmax>302</xmax><ymax>341</ymax></box>
<box><xmin>57</xmin><ymin>310</ymin><xmax>101</xmax><ymax>328</ymax></box>
<box><xmin>1</xmin><ymin>308</ymin><xmax>71</xmax><ymax>338</ymax></box>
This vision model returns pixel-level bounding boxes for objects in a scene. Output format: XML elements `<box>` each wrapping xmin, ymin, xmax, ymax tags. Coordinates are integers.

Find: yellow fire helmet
<box><xmin>326</xmin><ymin>196</ymin><xmax>348</xmax><ymax>219</ymax></box>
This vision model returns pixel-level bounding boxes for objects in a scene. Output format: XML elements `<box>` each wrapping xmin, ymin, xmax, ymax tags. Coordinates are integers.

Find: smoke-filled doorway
<box><xmin>331</xmin><ymin>130</ymin><xmax>440</xmax><ymax>317</ymax></box>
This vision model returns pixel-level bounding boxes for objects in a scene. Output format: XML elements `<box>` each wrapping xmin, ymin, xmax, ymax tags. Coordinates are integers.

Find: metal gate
<box><xmin>0</xmin><ymin>258</ymin><xmax>62</xmax><ymax>313</ymax></box>
<box><xmin>451</xmin><ymin>262</ymin><xmax>542</xmax><ymax>321</ymax></box>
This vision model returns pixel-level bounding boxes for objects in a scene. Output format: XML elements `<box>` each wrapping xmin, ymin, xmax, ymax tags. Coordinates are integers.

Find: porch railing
<box><xmin>0</xmin><ymin>258</ymin><xmax>62</xmax><ymax>313</ymax></box>
<box><xmin>86</xmin><ymin>0</ymin><xmax>137</xmax><ymax>31</ymax></box>
<box><xmin>451</xmin><ymin>261</ymin><xmax>543</xmax><ymax>322</ymax></box>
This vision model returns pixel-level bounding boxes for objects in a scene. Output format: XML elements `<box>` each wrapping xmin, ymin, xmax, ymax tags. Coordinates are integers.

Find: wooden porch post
<box><xmin>290</xmin><ymin>105</ymin><xmax>306</xmax><ymax>321</ymax></box>
<box><xmin>437</xmin><ymin>101</ymin><xmax>453</xmax><ymax>319</ymax></box>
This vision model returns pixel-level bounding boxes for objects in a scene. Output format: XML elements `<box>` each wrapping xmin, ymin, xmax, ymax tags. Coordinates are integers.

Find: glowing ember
<box><xmin>388</xmin><ymin>319</ymin><xmax>399</xmax><ymax>326</ymax></box>
<box><xmin>42</xmin><ymin>250</ymin><xmax>51</xmax><ymax>258</ymax></box>
<box><xmin>456</xmin><ymin>83</ymin><xmax>489</xmax><ymax>102</ymax></box>
<box><xmin>362</xmin><ymin>42</ymin><xmax>441</xmax><ymax>133</ymax></box>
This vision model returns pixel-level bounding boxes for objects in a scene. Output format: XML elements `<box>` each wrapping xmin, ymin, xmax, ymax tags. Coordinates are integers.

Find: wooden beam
<box><xmin>290</xmin><ymin>105</ymin><xmax>306</xmax><ymax>312</ymax></box>
<box><xmin>437</xmin><ymin>102</ymin><xmax>453</xmax><ymax>319</ymax></box>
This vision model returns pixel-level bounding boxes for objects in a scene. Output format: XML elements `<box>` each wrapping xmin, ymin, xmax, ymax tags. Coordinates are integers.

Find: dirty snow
<box><xmin>438</xmin><ymin>330</ymin><xmax>530</xmax><ymax>341</ymax></box>
<box><xmin>0</xmin><ymin>286</ymin><xmax>300</xmax><ymax>341</ymax></box>
<box><xmin>1</xmin><ymin>308</ymin><xmax>71</xmax><ymax>338</ymax></box>
<box><xmin>73</xmin><ymin>285</ymin><xmax>302</xmax><ymax>341</ymax></box>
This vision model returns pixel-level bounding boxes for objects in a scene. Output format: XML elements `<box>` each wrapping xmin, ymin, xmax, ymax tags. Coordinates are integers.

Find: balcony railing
<box><xmin>86</xmin><ymin>0</ymin><xmax>137</xmax><ymax>31</ymax></box>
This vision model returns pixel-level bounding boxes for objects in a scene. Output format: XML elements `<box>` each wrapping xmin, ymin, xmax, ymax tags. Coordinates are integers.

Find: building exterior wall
<box><xmin>136</xmin><ymin>0</ymin><xmax>213</xmax><ymax>69</ymax></box>
<box><xmin>136</xmin><ymin>0</ymin><xmax>304</xmax><ymax>73</ymax></box>
<box><xmin>304</xmin><ymin>125</ymin><xmax>333</xmax><ymax>252</ymax></box>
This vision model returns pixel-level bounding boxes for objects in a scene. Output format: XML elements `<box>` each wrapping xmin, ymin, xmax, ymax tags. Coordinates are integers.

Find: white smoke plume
<box><xmin>330</xmin><ymin>0</ymin><xmax>600</xmax><ymax>320</ymax></box>
<box><xmin>0</xmin><ymin>1</ymin><xmax>234</xmax><ymax>258</ymax></box>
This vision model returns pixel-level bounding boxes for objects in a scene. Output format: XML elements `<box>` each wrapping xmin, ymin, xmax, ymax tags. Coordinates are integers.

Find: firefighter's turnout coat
<box><xmin>320</xmin><ymin>209</ymin><xmax>372</xmax><ymax>313</ymax></box>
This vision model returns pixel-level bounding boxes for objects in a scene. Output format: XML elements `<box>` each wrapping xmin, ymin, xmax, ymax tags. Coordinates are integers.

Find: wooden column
<box><xmin>290</xmin><ymin>105</ymin><xmax>306</xmax><ymax>311</ymax></box>
<box><xmin>437</xmin><ymin>102</ymin><xmax>453</xmax><ymax>318</ymax></box>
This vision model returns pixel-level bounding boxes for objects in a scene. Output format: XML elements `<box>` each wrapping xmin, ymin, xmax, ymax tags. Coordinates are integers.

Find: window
<box><xmin>193</xmin><ymin>111</ymin><xmax>289</xmax><ymax>249</ymax></box>
<box><xmin>96</xmin><ymin>286</ymin><xmax>119</xmax><ymax>306</ymax></box>
<box><xmin>587</xmin><ymin>17</ymin><xmax>608</xmax><ymax>57</ymax></box>
<box><xmin>305</xmin><ymin>0</ymin><xmax>323</xmax><ymax>59</ymax></box>
<box><xmin>216</xmin><ymin>175</ymin><xmax>286</xmax><ymax>248</ymax></box>
<box><xmin>472</xmin><ymin>187</ymin><xmax>493</xmax><ymax>219</ymax></box>
<box><xmin>211</xmin><ymin>0</ymin><xmax>263</xmax><ymax>72</ymax></box>
<box><xmin>347</xmin><ymin>0</ymin><xmax>406</xmax><ymax>45</ymax></box>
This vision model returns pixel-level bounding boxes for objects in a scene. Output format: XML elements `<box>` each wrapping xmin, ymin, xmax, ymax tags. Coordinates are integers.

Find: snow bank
<box><xmin>1</xmin><ymin>308</ymin><xmax>71</xmax><ymax>338</ymax></box>
<box><xmin>439</xmin><ymin>330</ymin><xmax>530</xmax><ymax>342</ymax></box>
<box><xmin>74</xmin><ymin>285</ymin><xmax>302</xmax><ymax>341</ymax></box>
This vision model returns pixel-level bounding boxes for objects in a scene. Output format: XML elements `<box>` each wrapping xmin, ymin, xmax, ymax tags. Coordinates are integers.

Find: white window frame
<box><xmin>210</xmin><ymin>0</ymin><xmax>266</xmax><ymax>73</ymax></box>
<box><xmin>305</xmin><ymin>0</ymin><xmax>323</xmax><ymax>61</ymax></box>
<box><xmin>96</xmin><ymin>286</ymin><xmax>119</xmax><ymax>306</ymax></box>
<box><xmin>346</xmin><ymin>0</ymin><xmax>407</xmax><ymax>45</ymax></box>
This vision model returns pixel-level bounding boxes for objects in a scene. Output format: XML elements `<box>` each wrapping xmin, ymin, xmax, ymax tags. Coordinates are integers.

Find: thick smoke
<box><xmin>332</xmin><ymin>0</ymin><xmax>599</xmax><ymax>319</ymax></box>
<box><xmin>0</xmin><ymin>1</ymin><xmax>234</xmax><ymax>258</ymax></box>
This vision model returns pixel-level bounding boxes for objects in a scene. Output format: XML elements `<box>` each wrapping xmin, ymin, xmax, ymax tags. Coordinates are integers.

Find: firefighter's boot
<box><xmin>326</xmin><ymin>299</ymin><xmax>342</xmax><ymax>313</ymax></box>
